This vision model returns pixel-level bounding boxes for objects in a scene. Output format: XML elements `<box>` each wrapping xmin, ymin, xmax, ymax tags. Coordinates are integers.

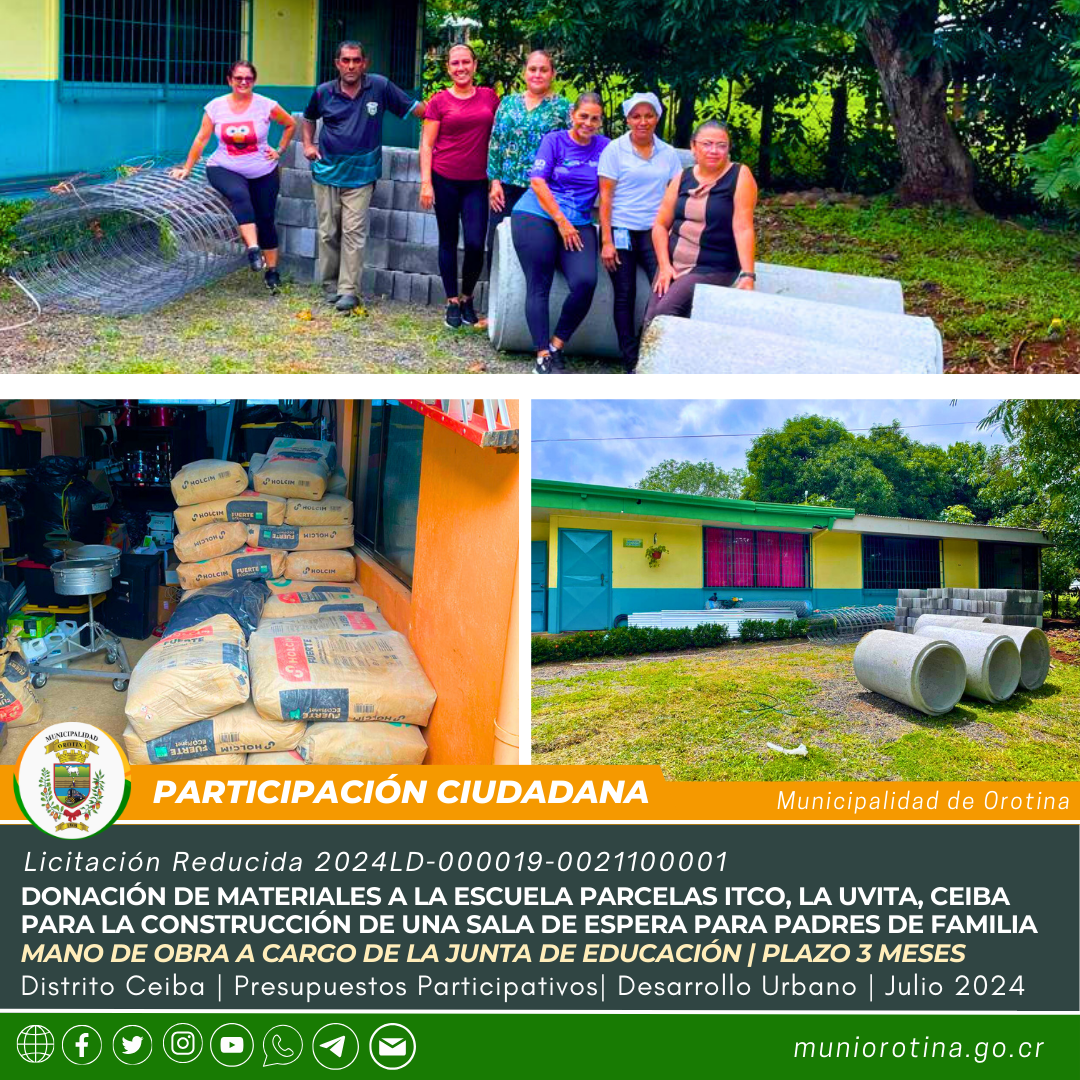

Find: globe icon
<box><xmin>17</xmin><ymin>1025</ymin><xmax>55</xmax><ymax>1063</ymax></box>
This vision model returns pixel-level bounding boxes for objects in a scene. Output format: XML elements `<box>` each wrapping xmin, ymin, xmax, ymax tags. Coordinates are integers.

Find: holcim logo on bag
<box><xmin>346</xmin><ymin>613</ymin><xmax>376</xmax><ymax>630</ymax></box>
<box><xmin>275</xmin><ymin>636</ymin><xmax>312</xmax><ymax>682</ymax></box>
<box><xmin>163</xmin><ymin>624</ymin><xmax>214</xmax><ymax>642</ymax></box>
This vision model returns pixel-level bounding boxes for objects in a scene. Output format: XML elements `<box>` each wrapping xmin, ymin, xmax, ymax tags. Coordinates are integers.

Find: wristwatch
<box><xmin>735</xmin><ymin>270</ymin><xmax>756</xmax><ymax>282</ymax></box>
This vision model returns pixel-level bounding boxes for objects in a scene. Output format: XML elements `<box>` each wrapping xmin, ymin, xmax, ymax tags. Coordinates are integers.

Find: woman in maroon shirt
<box><xmin>420</xmin><ymin>44</ymin><xmax>500</xmax><ymax>328</ymax></box>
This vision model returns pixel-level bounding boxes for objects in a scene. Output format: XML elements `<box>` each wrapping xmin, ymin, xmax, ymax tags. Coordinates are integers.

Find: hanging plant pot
<box><xmin>645</xmin><ymin>544</ymin><xmax>669</xmax><ymax>568</ymax></box>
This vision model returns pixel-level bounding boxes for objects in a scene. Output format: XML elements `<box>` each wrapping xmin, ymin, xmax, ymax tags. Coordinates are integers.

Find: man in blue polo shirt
<box><xmin>303</xmin><ymin>40</ymin><xmax>424</xmax><ymax>311</ymax></box>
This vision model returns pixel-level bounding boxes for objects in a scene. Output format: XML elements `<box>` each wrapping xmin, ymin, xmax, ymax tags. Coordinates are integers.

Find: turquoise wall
<box><xmin>545</xmin><ymin>585</ymin><xmax>895</xmax><ymax>633</ymax></box>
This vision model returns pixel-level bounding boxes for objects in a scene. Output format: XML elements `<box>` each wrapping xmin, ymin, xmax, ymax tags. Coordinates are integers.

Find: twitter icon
<box><xmin>112</xmin><ymin>1025</ymin><xmax>152</xmax><ymax>1064</ymax></box>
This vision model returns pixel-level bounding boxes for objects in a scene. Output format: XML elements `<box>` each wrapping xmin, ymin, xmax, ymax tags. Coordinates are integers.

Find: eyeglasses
<box><xmin>231</xmin><ymin>75</ymin><xmax>254</xmax><ymax>83</ymax></box>
<box><xmin>696</xmin><ymin>141</ymin><xmax>729</xmax><ymax>151</ymax></box>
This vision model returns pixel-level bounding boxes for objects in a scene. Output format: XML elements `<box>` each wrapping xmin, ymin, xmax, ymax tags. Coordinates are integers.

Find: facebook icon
<box><xmin>62</xmin><ymin>1026</ymin><xmax>102</xmax><ymax>1065</ymax></box>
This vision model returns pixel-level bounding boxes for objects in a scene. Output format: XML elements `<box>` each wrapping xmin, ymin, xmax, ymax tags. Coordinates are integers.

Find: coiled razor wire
<box><xmin>807</xmin><ymin>605</ymin><xmax>896</xmax><ymax>643</ymax></box>
<box><xmin>735</xmin><ymin>598</ymin><xmax>811</xmax><ymax>619</ymax></box>
<box><xmin>10</xmin><ymin>159</ymin><xmax>246</xmax><ymax>316</ymax></box>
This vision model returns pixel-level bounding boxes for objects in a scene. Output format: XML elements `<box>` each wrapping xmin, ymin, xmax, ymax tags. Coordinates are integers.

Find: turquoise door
<box><xmin>558</xmin><ymin>529</ymin><xmax>612</xmax><ymax>631</ymax></box>
<box><xmin>531</xmin><ymin>541</ymin><xmax>548</xmax><ymax>632</ymax></box>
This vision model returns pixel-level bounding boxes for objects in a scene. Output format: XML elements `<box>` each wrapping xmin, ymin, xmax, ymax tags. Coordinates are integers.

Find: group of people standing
<box><xmin>174</xmin><ymin>41</ymin><xmax>758</xmax><ymax>373</ymax></box>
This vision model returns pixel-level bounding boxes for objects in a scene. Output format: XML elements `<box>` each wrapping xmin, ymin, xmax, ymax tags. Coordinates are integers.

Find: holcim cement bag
<box><xmin>245</xmin><ymin>524</ymin><xmax>301</xmax><ymax>549</ymax></box>
<box><xmin>174</xmin><ymin>490</ymin><xmax>287</xmax><ymax>533</ymax></box>
<box><xmin>171</xmin><ymin>459</ymin><xmax>248</xmax><ymax>506</ymax></box>
<box><xmin>261</xmin><ymin>594</ymin><xmax>379</xmax><ymax>621</ymax></box>
<box><xmin>176</xmin><ymin>547</ymin><xmax>286</xmax><ymax>591</ymax></box>
<box><xmin>283</xmin><ymin>550</ymin><xmax>356</xmax><ymax>583</ymax></box>
<box><xmin>250</xmin><ymin>524</ymin><xmax>354</xmax><ymax>551</ymax></box>
<box><xmin>252</xmin><ymin>438</ymin><xmax>336</xmax><ymax>500</ymax></box>
<box><xmin>170</xmin><ymin>580</ymin><xmax>269</xmax><ymax>640</ymax></box>
<box><xmin>247</xmin><ymin>750</ymin><xmax>306</xmax><ymax>766</ymax></box>
<box><xmin>174</xmin><ymin>520</ymin><xmax>249</xmax><ymax>563</ymax></box>
<box><xmin>258</xmin><ymin>611</ymin><xmax>392</xmax><ymax>637</ymax></box>
<box><xmin>152</xmin><ymin>752</ymin><xmax>246</xmax><ymax>766</ymax></box>
<box><xmin>250</xmin><ymin>630</ymin><xmax>436</xmax><ymax>726</ymax></box>
<box><xmin>285</xmin><ymin>495</ymin><xmax>354</xmax><ymax>526</ymax></box>
<box><xmin>297</xmin><ymin>720</ymin><xmax>427</xmax><ymax>765</ymax></box>
<box><xmin>264</xmin><ymin>579</ymin><xmax>368</xmax><ymax>596</ymax></box>
<box><xmin>125</xmin><ymin>614</ymin><xmax>250</xmax><ymax>741</ymax></box>
<box><xmin>0</xmin><ymin>631</ymin><xmax>43</xmax><ymax>727</ymax></box>
<box><xmin>122</xmin><ymin>700</ymin><xmax>305</xmax><ymax>764</ymax></box>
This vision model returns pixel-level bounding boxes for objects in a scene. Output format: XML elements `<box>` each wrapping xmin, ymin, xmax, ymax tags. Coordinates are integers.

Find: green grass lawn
<box><xmin>531</xmin><ymin>636</ymin><xmax>1080</xmax><ymax>781</ymax></box>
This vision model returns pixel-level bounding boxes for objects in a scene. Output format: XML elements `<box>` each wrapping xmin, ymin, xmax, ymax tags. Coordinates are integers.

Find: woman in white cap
<box><xmin>598</xmin><ymin>93</ymin><xmax>683</xmax><ymax>371</ymax></box>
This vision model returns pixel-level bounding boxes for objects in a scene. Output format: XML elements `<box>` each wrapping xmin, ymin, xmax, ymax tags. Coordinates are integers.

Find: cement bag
<box><xmin>176</xmin><ymin>547</ymin><xmax>286</xmax><ymax>590</ymax></box>
<box><xmin>125</xmin><ymin>615</ymin><xmax>250</xmax><ymax>741</ymax></box>
<box><xmin>174</xmin><ymin>490</ymin><xmax>287</xmax><ymax>532</ymax></box>
<box><xmin>250</xmin><ymin>630</ymin><xmax>436</xmax><ymax>726</ymax></box>
<box><xmin>253</xmin><ymin>438</ymin><xmax>336</xmax><ymax>500</ymax></box>
<box><xmin>171</xmin><ymin>459</ymin><xmax>247</xmax><ymax>506</ymax></box>
<box><xmin>0</xmin><ymin>631</ymin><xmax>43</xmax><ymax>727</ymax></box>
<box><xmin>258</xmin><ymin>610</ymin><xmax>392</xmax><ymax>636</ymax></box>
<box><xmin>170</xmin><ymin>579</ymin><xmax>269</xmax><ymax>640</ymax></box>
<box><xmin>146</xmin><ymin>751</ymin><xmax>247</xmax><ymax>766</ymax></box>
<box><xmin>122</xmin><ymin>701</ymin><xmax>305</xmax><ymax>764</ymax></box>
<box><xmin>284</xmin><ymin>550</ymin><xmax>356</xmax><ymax>583</ymax></box>
<box><xmin>264</xmin><ymin>579</ymin><xmax>368</xmax><ymax>596</ymax></box>
<box><xmin>261</xmin><ymin>594</ymin><xmax>380</xmax><ymax>620</ymax></box>
<box><xmin>327</xmin><ymin>467</ymin><xmax>347</xmax><ymax>496</ymax></box>
<box><xmin>174</xmin><ymin>521</ymin><xmax>249</xmax><ymax>563</ymax></box>
<box><xmin>285</xmin><ymin>495</ymin><xmax>354</xmax><ymax>526</ymax></box>
<box><xmin>245</xmin><ymin>524</ymin><xmax>301</xmax><ymax>550</ymax></box>
<box><xmin>247</xmin><ymin>750</ymin><xmax>306</xmax><ymax>766</ymax></box>
<box><xmin>297</xmin><ymin>720</ymin><xmax>427</xmax><ymax>765</ymax></box>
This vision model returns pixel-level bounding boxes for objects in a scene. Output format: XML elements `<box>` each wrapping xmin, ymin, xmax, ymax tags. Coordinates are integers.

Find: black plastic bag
<box><xmin>23</xmin><ymin>456</ymin><xmax>113</xmax><ymax>554</ymax></box>
<box><xmin>167</xmin><ymin>579</ymin><xmax>269</xmax><ymax>640</ymax></box>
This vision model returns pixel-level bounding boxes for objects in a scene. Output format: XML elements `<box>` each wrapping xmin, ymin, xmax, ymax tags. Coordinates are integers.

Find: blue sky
<box><xmin>532</xmin><ymin>399</ymin><xmax>1008</xmax><ymax>487</ymax></box>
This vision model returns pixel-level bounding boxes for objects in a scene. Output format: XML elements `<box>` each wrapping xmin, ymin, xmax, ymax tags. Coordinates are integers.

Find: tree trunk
<box><xmin>1051</xmin><ymin>591</ymin><xmax>1059</xmax><ymax>619</ymax></box>
<box><xmin>825</xmin><ymin>77</ymin><xmax>848</xmax><ymax>188</ymax></box>
<box><xmin>758</xmin><ymin>77</ymin><xmax>776</xmax><ymax>190</ymax></box>
<box><xmin>674</xmin><ymin>89</ymin><xmax>698</xmax><ymax>148</ymax></box>
<box><xmin>862</xmin><ymin>12</ymin><xmax>978</xmax><ymax>208</ymax></box>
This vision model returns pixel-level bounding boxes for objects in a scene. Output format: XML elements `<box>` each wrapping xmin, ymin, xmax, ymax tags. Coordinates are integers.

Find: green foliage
<box><xmin>0</xmin><ymin>199</ymin><xmax>32</xmax><ymax>272</ymax></box>
<box><xmin>939</xmin><ymin>504</ymin><xmax>976</xmax><ymax>523</ymax></box>
<box><xmin>636</xmin><ymin>458</ymin><xmax>747</xmax><ymax>499</ymax></box>
<box><xmin>533</xmin><ymin>622</ymin><xmax>732</xmax><ymax>663</ymax></box>
<box><xmin>733</xmin><ymin>618</ymin><xmax>809</xmax><ymax>642</ymax></box>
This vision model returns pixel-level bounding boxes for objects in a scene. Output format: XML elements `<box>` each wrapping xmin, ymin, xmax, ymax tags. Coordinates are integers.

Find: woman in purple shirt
<box><xmin>172</xmin><ymin>61</ymin><xmax>296</xmax><ymax>291</ymax></box>
<box><xmin>511</xmin><ymin>93</ymin><xmax>609</xmax><ymax>374</ymax></box>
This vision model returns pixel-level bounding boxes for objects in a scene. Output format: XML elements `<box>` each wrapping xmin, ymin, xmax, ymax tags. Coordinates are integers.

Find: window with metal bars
<box><xmin>703</xmin><ymin>528</ymin><xmax>809</xmax><ymax>589</ymax></box>
<box><xmin>861</xmin><ymin>535</ymin><xmax>942</xmax><ymax>591</ymax></box>
<box><xmin>978</xmin><ymin>542</ymin><xmax>1040</xmax><ymax>590</ymax></box>
<box><xmin>317</xmin><ymin>0</ymin><xmax>420</xmax><ymax>89</ymax></box>
<box><xmin>62</xmin><ymin>0</ymin><xmax>251</xmax><ymax>87</ymax></box>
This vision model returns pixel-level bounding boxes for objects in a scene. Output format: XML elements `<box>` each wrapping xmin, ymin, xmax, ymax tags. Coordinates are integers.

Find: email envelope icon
<box><xmin>220</xmin><ymin>1036</ymin><xmax>245</xmax><ymax>1054</ymax></box>
<box><xmin>378</xmin><ymin>1038</ymin><xmax>407</xmax><ymax>1056</ymax></box>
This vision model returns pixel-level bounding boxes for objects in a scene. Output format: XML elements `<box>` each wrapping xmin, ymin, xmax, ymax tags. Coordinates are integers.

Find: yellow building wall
<box><xmin>546</xmin><ymin>515</ymin><xmax>703</xmax><ymax>588</ymax></box>
<box><xmin>1</xmin><ymin>0</ymin><xmax>59</xmax><ymax>79</ymax></box>
<box><xmin>531</xmin><ymin>521</ymin><xmax>548</xmax><ymax>541</ymax></box>
<box><xmin>812</xmin><ymin>530</ymin><xmax>862</xmax><ymax>589</ymax></box>
<box><xmin>942</xmin><ymin>537</ymin><xmax>979</xmax><ymax>588</ymax></box>
<box><xmin>253</xmin><ymin>0</ymin><xmax>317</xmax><ymax>86</ymax></box>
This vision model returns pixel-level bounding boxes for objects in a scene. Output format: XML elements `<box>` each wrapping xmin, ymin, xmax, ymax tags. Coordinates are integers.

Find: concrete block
<box><xmin>391</xmin><ymin>149</ymin><xmax>413</xmax><ymax>181</ymax></box>
<box><xmin>370</xmin><ymin>268</ymin><xmax>394</xmax><ymax>297</ymax></box>
<box><xmin>279</xmin><ymin>254</ymin><xmax>316</xmax><ymax>284</ymax></box>
<box><xmin>390</xmin><ymin>271</ymin><xmax>412</xmax><ymax>300</ymax></box>
<box><xmin>280</xmin><ymin>168</ymin><xmax>314</xmax><ymax>199</ymax></box>
<box><xmin>389</xmin><ymin>210</ymin><xmax>410</xmax><ymax>242</ymax></box>
<box><xmin>389</xmin><ymin>240</ymin><xmax>440</xmax><ymax>276</ymax></box>
<box><xmin>381</xmin><ymin>146</ymin><xmax>394</xmax><ymax>177</ymax></box>
<box><xmin>277</xmin><ymin>197</ymin><xmax>317</xmax><ymax>229</ymax></box>
<box><xmin>393</xmin><ymin>181</ymin><xmax>421</xmax><ymax>210</ymax></box>
<box><xmin>371</xmin><ymin>180</ymin><xmax>394</xmax><ymax>209</ymax></box>
<box><xmin>423</xmin><ymin>214</ymin><xmax>441</xmax><ymax>246</ymax></box>
<box><xmin>286</xmin><ymin>227</ymin><xmax>317</xmax><ymax>259</ymax></box>
<box><xmin>410</xmin><ymin>274</ymin><xmax>432</xmax><ymax>305</ymax></box>
<box><xmin>368</xmin><ymin>208</ymin><xmax>391</xmax><ymax>239</ymax></box>
<box><xmin>361</xmin><ymin>267</ymin><xmax>376</xmax><ymax>295</ymax></box>
<box><xmin>407</xmin><ymin>211</ymin><xmax>427</xmax><ymax>245</ymax></box>
<box><xmin>363</xmin><ymin>237</ymin><xmax>390</xmax><ymax>270</ymax></box>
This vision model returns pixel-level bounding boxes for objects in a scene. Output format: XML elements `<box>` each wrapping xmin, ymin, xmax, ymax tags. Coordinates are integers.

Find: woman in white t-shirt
<box><xmin>172</xmin><ymin>61</ymin><xmax>296</xmax><ymax>291</ymax></box>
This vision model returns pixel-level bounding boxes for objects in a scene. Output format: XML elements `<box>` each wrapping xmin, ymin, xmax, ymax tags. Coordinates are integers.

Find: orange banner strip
<box><xmin>4</xmin><ymin>767</ymin><xmax>1077</xmax><ymax>822</ymax></box>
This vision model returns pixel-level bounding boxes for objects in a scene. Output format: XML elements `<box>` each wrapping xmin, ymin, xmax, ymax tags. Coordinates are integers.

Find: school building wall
<box><xmin>355</xmin><ymin>405</ymin><xmax>519</xmax><ymax>766</ymax></box>
<box><xmin>0</xmin><ymin>0</ymin><xmax>418</xmax><ymax>186</ymax></box>
<box><xmin>533</xmin><ymin>513</ymin><xmax>993</xmax><ymax>633</ymax></box>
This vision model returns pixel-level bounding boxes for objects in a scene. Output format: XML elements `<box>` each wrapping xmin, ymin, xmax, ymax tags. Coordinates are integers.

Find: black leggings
<box><xmin>206</xmin><ymin>165</ymin><xmax>280</xmax><ymax>250</ymax></box>
<box><xmin>432</xmin><ymin>171</ymin><xmax>488</xmax><ymax>299</ymax></box>
<box><xmin>607</xmin><ymin>228</ymin><xmax>659</xmax><ymax>367</ymax></box>
<box><xmin>511</xmin><ymin>213</ymin><xmax>598</xmax><ymax>352</ymax></box>
<box><xmin>486</xmin><ymin>181</ymin><xmax>527</xmax><ymax>273</ymax></box>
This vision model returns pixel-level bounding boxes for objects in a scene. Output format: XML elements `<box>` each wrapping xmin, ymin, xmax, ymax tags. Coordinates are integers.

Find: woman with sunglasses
<box><xmin>643</xmin><ymin>119</ymin><xmax>758</xmax><ymax>330</ymax></box>
<box><xmin>172</xmin><ymin>60</ymin><xmax>296</xmax><ymax>291</ymax></box>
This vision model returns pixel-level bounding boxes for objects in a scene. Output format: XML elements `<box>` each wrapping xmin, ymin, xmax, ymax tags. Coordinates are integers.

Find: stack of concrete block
<box><xmin>276</xmin><ymin>123</ymin><xmax>489</xmax><ymax>310</ymax></box>
<box><xmin>895</xmin><ymin>588</ymin><xmax>1043</xmax><ymax>633</ymax></box>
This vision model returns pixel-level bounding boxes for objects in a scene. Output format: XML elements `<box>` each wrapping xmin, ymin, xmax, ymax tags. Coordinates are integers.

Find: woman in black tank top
<box><xmin>643</xmin><ymin>119</ymin><xmax>758</xmax><ymax>331</ymax></box>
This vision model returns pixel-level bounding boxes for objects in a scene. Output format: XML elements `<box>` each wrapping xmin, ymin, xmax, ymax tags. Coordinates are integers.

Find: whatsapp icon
<box><xmin>262</xmin><ymin>1026</ymin><xmax>303</xmax><ymax>1067</ymax></box>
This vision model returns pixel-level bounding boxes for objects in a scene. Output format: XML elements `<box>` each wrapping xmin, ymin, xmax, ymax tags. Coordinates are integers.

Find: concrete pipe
<box><xmin>689</xmin><ymin>287</ymin><xmax>943</xmax><ymax>371</ymax></box>
<box><xmin>913</xmin><ymin>615</ymin><xmax>990</xmax><ymax>632</ymax></box>
<box><xmin>912</xmin><ymin>625</ymin><xmax>1021</xmax><ymax>703</ymax></box>
<box><xmin>853</xmin><ymin>630</ymin><xmax>967</xmax><ymax>716</ymax></box>
<box><xmin>637</xmin><ymin>316</ymin><xmax>940</xmax><ymax>374</ymax></box>
<box><xmin>966</xmin><ymin>623</ymin><xmax>1050</xmax><ymax>691</ymax></box>
<box><xmin>486</xmin><ymin>220</ymin><xmax>908</xmax><ymax>357</ymax></box>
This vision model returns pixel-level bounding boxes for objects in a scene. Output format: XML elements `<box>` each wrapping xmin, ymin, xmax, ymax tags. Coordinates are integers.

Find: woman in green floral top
<box><xmin>486</xmin><ymin>50</ymin><xmax>572</xmax><ymax>270</ymax></box>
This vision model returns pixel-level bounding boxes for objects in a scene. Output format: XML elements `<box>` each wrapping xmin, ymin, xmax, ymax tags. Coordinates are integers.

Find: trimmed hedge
<box><xmin>0</xmin><ymin>199</ymin><xmax>31</xmax><ymax>272</ymax></box>
<box><xmin>532</xmin><ymin>617</ymin><xmax>809</xmax><ymax>664</ymax></box>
